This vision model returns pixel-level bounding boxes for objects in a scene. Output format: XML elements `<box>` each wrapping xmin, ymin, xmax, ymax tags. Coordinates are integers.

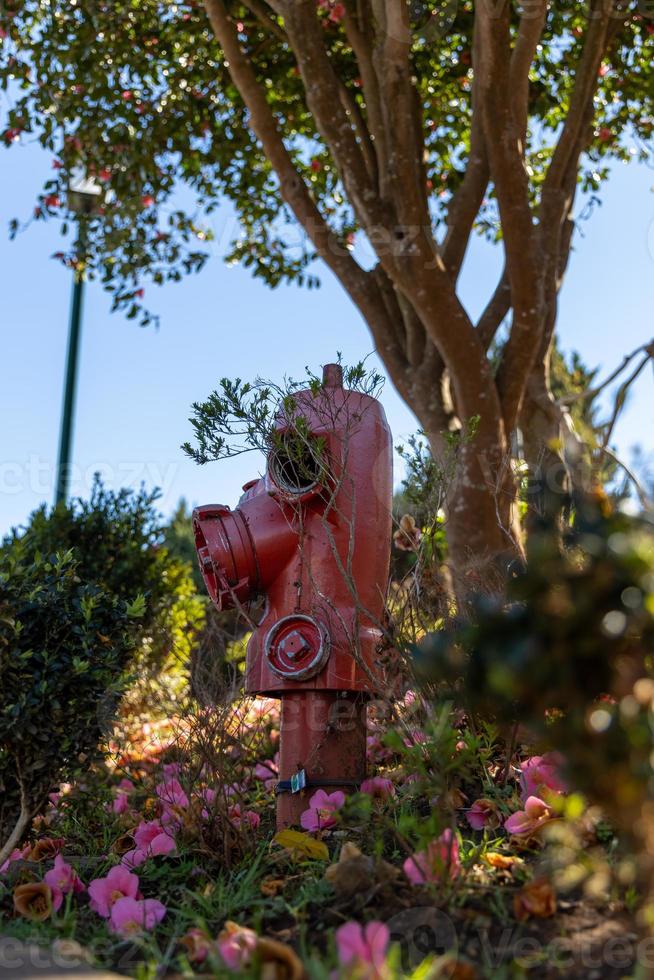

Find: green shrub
<box><xmin>4</xmin><ymin>478</ymin><xmax>205</xmax><ymax>705</ymax></box>
<box><xmin>0</xmin><ymin>548</ymin><xmax>142</xmax><ymax>861</ymax></box>
<box><xmin>415</xmin><ymin>491</ymin><xmax>654</xmax><ymax>829</ymax></box>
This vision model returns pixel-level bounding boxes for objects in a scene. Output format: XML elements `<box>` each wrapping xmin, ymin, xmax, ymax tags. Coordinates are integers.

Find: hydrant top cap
<box><xmin>322</xmin><ymin>363</ymin><xmax>343</xmax><ymax>388</ymax></box>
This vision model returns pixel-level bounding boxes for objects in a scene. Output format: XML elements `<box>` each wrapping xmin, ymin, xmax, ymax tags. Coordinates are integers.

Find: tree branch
<box><xmin>544</xmin><ymin>0</ymin><xmax>616</xmax><ymax>193</ymax></box>
<box><xmin>476</xmin><ymin>269</ymin><xmax>511</xmax><ymax>351</ymax></box>
<box><xmin>371</xmin><ymin>0</ymin><xmax>430</xmax><ymax>228</ymax></box>
<box><xmin>202</xmin><ymin>0</ymin><xmax>397</xmax><ymax>346</ymax></box>
<box><xmin>336</xmin><ymin>81</ymin><xmax>378</xmax><ymax>184</ymax></box>
<box><xmin>510</xmin><ymin>0</ymin><xmax>548</xmax><ymax>145</ymax></box>
<box><xmin>559</xmin><ymin>340</ymin><xmax>654</xmax><ymax>406</ymax></box>
<box><xmin>242</xmin><ymin>0</ymin><xmax>287</xmax><ymax>41</ymax></box>
<box><xmin>441</xmin><ymin>23</ymin><xmax>489</xmax><ymax>283</ymax></box>
<box><xmin>342</xmin><ymin>0</ymin><xmax>388</xmax><ymax>189</ymax></box>
<box><xmin>476</xmin><ymin>0</ymin><xmax>543</xmax><ymax>433</ymax></box>
<box><xmin>271</xmin><ymin>0</ymin><xmax>384</xmax><ymax>229</ymax></box>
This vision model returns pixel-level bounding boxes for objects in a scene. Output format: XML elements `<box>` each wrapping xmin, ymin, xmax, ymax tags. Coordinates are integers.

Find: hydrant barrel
<box><xmin>193</xmin><ymin>364</ymin><xmax>393</xmax><ymax>827</ymax></box>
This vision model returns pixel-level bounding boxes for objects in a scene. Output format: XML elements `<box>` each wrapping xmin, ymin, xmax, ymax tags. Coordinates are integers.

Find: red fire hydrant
<box><xmin>192</xmin><ymin>364</ymin><xmax>393</xmax><ymax>827</ymax></box>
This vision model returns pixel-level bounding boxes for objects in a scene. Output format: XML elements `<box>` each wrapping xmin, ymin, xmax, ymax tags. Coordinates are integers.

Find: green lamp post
<box><xmin>54</xmin><ymin>174</ymin><xmax>103</xmax><ymax>506</ymax></box>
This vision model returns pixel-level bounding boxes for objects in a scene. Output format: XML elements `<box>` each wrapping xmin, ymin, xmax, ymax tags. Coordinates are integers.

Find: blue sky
<box><xmin>1</xmin><ymin>139</ymin><xmax>652</xmax><ymax>536</ymax></box>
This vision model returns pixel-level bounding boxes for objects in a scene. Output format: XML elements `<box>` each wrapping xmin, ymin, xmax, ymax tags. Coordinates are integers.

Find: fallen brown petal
<box><xmin>13</xmin><ymin>882</ymin><xmax>54</xmax><ymax>921</ymax></box>
<box><xmin>440</xmin><ymin>958</ymin><xmax>479</xmax><ymax>980</ymax></box>
<box><xmin>325</xmin><ymin>841</ymin><xmax>398</xmax><ymax>898</ymax></box>
<box><xmin>256</xmin><ymin>937</ymin><xmax>305</xmax><ymax>980</ymax></box>
<box><xmin>260</xmin><ymin>877</ymin><xmax>286</xmax><ymax>897</ymax></box>
<box><xmin>29</xmin><ymin>837</ymin><xmax>65</xmax><ymax>862</ymax></box>
<box><xmin>513</xmin><ymin>878</ymin><xmax>557</xmax><ymax>922</ymax></box>
<box><xmin>484</xmin><ymin>852</ymin><xmax>521</xmax><ymax>870</ymax></box>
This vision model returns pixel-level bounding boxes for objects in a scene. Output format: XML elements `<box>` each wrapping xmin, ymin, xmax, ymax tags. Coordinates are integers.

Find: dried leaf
<box><xmin>484</xmin><ymin>852</ymin><xmax>522</xmax><ymax>870</ymax></box>
<box><xmin>13</xmin><ymin>882</ymin><xmax>54</xmax><ymax>921</ymax></box>
<box><xmin>440</xmin><ymin>958</ymin><xmax>480</xmax><ymax>979</ymax></box>
<box><xmin>260</xmin><ymin>877</ymin><xmax>286</xmax><ymax>897</ymax></box>
<box><xmin>111</xmin><ymin>832</ymin><xmax>136</xmax><ymax>855</ymax></box>
<box><xmin>513</xmin><ymin>878</ymin><xmax>557</xmax><ymax>921</ymax></box>
<box><xmin>257</xmin><ymin>937</ymin><xmax>305</xmax><ymax>979</ymax></box>
<box><xmin>325</xmin><ymin>841</ymin><xmax>399</xmax><ymax>897</ymax></box>
<box><xmin>29</xmin><ymin>838</ymin><xmax>65</xmax><ymax>862</ymax></box>
<box><xmin>273</xmin><ymin>829</ymin><xmax>329</xmax><ymax>861</ymax></box>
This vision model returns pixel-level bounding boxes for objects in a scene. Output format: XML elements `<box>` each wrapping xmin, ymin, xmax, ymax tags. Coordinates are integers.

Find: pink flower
<box><xmin>0</xmin><ymin>845</ymin><xmax>30</xmax><ymax>875</ymax></box>
<box><xmin>403</xmin><ymin>728</ymin><xmax>428</xmax><ymax>748</ymax></box>
<box><xmin>519</xmin><ymin>753</ymin><xmax>566</xmax><ymax>803</ymax></box>
<box><xmin>180</xmin><ymin>927</ymin><xmax>215</xmax><ymax>964</ymax></box>
<box><xmin>198</xmin><ymin>787</ymin><xmax>217</xmax><ymax>821</ymax></box>
<box><xmin>113</xmin><ymin>792</ymin><xmax>130</xmax><ymax>815</ymax></box>
<box><xmin>403</xmin><ymin>829</ymin><xmax>460</xmax><ymax>885</ymax></box>
<box><xmin>156</xmin><ymin>778</ymin><xmax>189</xmax><ymax>809</ymax></box>
<box><xmin>336</xmin><ymin>921</ymin><xmax>389</xmax><ymax>975</ymax></box>
<box><xmin>109</xmin><ymin>896</ymin><xmax>166</xmax><ymax>937</ymax></box>
<box><xmin>121</xmin><ymin>820</ymin><xmax>176</xmax><ymax>868</ymax></box>
<box><xmin>44</xmin><ymin>855</ymin><xmax>85</xmax><ymax>897</ymax></box>
<box><xmin>300</xmin><ymin>790</ymin><xmax>346</xmax><ymax>832</ymax></box>
<box><xmin>88</xmin><ymin>866</ymin><xmax>140</xmax><ymax>917</ymax></box>
<box><xmin>466</xmin><ymin>798</ymin><xmax>500</xmax><ymax>831</ymax></box>
<box><xmin>217</xmin><ymin>921</ymin><xmax>258</xmax><ymax>970</ymax></box>
<box><xmin>329</xmin><ymin>2</ymin><xmax>346</xmax><ymax>23</ymax></box>
<box><xmin>228</xmin><ymin>804</ymin><xmax>260</xmax><ymax>830</ymax></box>
<box><xmin>254</xmin><ymin>754</ymin><xmax>279</xmax><ymax>791</ymax></box>
<box><xmin>360</xmin><ymin>777</ymin><xmax>395</xmax><ymax>801</ymax></box>
<box><xmin>366</xmin><ymin>735</ymin><xmax>392</xmax><ymax>764</ymax></box>
<box><xmin>134</xmin><ymin>819</ymin><xmax>165</xmax><ymax>849</ymax></box>
<box><xmin>504</xmin><ymin>796</ymin><xmax>553</xmax><ymax>837</ymax></box>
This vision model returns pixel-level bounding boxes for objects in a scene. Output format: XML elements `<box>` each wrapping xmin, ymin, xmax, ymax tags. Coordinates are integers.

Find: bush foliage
<box><xmin>0</xmin><ymin>548</ymin><xmax>141</xmax><ymax>853</ymax></box>
<box><xmin>4</xmin><ymin>478</ymin><xmax>205</xmax><ymax>700</ymax></box>
<box><xmin>415</xmin><ymin>491</ymin><xmax>654</xmax><ymax>829</ymax></box>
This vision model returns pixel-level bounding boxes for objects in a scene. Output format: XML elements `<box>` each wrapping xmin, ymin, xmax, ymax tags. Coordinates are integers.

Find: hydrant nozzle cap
<box><xmin>322</xmin><ymin>363</ymin><xmax>343</xmax><ymax>388</ymax></box>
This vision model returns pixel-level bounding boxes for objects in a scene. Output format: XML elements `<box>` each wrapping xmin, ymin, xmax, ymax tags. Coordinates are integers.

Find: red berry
<box><xmin>141</xmin><ymin>194</ymin><xmax>155</xmax><ymax>207</ymax></box>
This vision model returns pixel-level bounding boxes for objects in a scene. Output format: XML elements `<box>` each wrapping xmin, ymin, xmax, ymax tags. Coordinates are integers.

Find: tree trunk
<box><xmin>430</xmin><ymin>433</ymin><xmax>521</xmax><ymax>611</ymax></box>
<box><xmin>520</xmin><ymin>364</ymin><xmax>566</xmax><ymax>499</ymax></box>
<box><xmin>396</xmin><ymin>349</ymin><xmax>523</xmax><ymax>607</ymax></box>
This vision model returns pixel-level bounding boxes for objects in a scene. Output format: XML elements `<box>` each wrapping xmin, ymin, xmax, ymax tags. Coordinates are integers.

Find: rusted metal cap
<box><xmin>264</xmin><ymin>614</ymin><xmax>330</xmax><ymax>680</ymax></box>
